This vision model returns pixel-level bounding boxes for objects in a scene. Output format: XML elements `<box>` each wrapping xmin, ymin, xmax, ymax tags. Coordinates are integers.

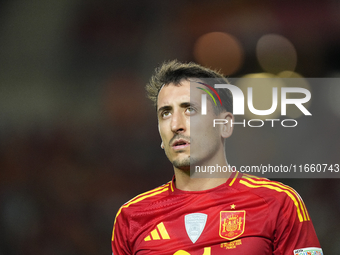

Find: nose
<box><xmin>170</xmin><ymin>111</ymin><xmax>186</xmax><ymax>134</ymax></box>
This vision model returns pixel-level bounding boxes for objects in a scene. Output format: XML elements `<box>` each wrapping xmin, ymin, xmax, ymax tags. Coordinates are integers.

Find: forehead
<box><xmin>157</xmin><ymin>80</ymin><xmax>203</xmax><ymax>109</ymax></box>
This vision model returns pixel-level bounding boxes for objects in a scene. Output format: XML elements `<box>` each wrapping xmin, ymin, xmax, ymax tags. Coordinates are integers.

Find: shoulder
<box><xmin>237</xmin><ymin>173</ymin><xmax>301</xmax><ymax>199</ymax></box>
<box><xmin>237</xmin><ymin>173</ymin><xmax>310</xmax><ymax>222</ymax></box>
<box><xmin>115</xmin><ymin>182</ymin><xmax>171</xmax><ymax>219</ymax></box>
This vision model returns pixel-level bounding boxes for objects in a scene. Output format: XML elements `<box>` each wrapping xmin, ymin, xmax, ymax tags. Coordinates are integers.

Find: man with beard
<box><xmin>111</xmin><ymin>60</ymin><xmax>322</xmax><ymax>255</ymax></box>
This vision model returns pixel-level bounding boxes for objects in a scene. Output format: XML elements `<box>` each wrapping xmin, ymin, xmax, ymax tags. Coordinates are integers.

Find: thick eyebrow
<box><xmin>180</xmin><ymin>102</ymin><xmax>191</xmax><ymax>108</ymax></box>
<box><xmin>182</xmin><ymin>101</ymin><xmax>200</xmax><ymax>109</ymax></box>
<box><xmin>157</xmin><ymin>105</ymin><xmax>172</xmax><ymax>115</ymax></box>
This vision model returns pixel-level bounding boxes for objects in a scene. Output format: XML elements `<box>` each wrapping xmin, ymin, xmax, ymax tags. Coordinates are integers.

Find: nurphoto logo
<box><xmin>198</xmin><ymin>82</ymin><xmax>312</xmax><ymax>128</ymax></box>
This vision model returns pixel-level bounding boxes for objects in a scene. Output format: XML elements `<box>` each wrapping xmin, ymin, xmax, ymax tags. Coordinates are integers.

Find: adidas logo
<box><xmin>144</xmin><ymin>222</ymin><xmax>170</xmax><ymax>241</ymax></box>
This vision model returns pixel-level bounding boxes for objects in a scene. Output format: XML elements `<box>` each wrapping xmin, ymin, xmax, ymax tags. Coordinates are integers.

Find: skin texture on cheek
<box><xmin>190</xmin><ymin>116</ymin><xmax>222</xmax><ymax>167</ymax></box>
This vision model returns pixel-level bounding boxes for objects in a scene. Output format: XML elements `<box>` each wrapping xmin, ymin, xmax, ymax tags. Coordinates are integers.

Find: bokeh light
<box><xmin>277</xmin><ymin>70</ymin><xmax>302</xmax><ymax>78</ymax></box>
<box><xmin>256</xmin><ymin>34</ymin><xmax>297</xmax><ymax>74</ymax></box>
<box><xmin>237</xmin><ymin>73</ymin><xmax>284</xmax><ymax>120</ymax></box>
<box><xmin>193</xmin><ymin>32</ymin><xmax>244</xmax><ymax>75</ymax></box>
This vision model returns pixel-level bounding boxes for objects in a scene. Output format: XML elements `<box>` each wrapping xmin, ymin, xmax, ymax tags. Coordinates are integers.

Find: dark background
<box><xmin>0</xmin><ymin>0</ymin><xmax>339</xmax><ymax>254</ymax></box>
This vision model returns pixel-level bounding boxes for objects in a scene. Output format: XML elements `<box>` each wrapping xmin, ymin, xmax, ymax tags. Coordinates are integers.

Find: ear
<box><xmin>219</xmin><ymin>112</ymin><xmax>234</xmax><ymax>139</ymax></box>
<box><xmin>161</xmin><ymin>142</ymin><xmax>164</xmax><ymax>149</ymax></box>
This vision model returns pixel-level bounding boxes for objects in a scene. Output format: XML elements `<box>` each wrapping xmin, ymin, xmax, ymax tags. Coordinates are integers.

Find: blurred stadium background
<box><xmin>0</xmin><ymin>0</ymin><xmax>339</xmax><ymax>254</ymax></box>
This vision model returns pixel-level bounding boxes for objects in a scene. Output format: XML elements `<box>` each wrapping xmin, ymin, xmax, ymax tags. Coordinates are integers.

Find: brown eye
<box><xmin>162</xmin><ymin>111</ymin><xmax>171</xmax><ymax>118</ymax></box>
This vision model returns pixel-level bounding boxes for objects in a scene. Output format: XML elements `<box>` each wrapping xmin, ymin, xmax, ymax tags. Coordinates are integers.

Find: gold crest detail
<box><xmin>219</xmin><ymin>210</ymin><xmax>245</xmax><ymax>240</ymax></box>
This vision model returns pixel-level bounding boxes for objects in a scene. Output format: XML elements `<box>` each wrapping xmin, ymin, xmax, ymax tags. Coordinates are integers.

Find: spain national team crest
<box><xmin>219</xmin><ymin>210</ymin><xmax>246</xmax><ymax>240</ymax></box>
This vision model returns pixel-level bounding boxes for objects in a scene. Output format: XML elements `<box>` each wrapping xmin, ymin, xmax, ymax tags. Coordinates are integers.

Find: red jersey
<box><xmin>112</xmin><ymin>172</ymin><xmax>323</xmax><ymax>255</ymax></box>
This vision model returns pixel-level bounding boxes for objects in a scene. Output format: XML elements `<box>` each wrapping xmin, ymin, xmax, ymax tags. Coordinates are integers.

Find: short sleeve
<box><xmin>273</xmin><ymin>192</ymin><xmax>323</xmax><ymax>255</ymax></box>
<box><xmin>112</xmin><ymin>209</ymin><xmax>132</xmax><ymax>255</ymax></box>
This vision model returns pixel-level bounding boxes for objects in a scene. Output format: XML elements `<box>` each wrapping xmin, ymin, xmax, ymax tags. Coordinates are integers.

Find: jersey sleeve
<box><xmin>273</xmin><ymin>191</ymin><xmax>323</xmax><ymax>255</ymax></box>
<box><xmin>112</xmin><ymin>208</ymin><xmax>132</xmax><ymax>255</ymax></box>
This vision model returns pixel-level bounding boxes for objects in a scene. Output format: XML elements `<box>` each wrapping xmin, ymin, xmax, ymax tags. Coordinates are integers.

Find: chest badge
<box><xmin>219</xmin><ymin>210</ymin><xmax>246</xmax><ymax>240</ymax></box>
<box><xmin>184</xmin><ymin>213</ymin><xmax>208</xmax><ymax>243</ymax></box>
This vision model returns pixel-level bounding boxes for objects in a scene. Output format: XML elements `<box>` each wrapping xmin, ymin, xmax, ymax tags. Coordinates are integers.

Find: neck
<box><xmin>173</xmin><ymin>159</ymin><xmax>232</xmax><ymax>191</ymax></box>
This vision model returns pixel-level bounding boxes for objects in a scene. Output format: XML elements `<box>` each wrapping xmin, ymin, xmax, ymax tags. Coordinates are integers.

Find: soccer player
<box><xmin>111</xmin><ymin>60</ymin><xmax>323</xmax><ymax>255</ymax></box>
